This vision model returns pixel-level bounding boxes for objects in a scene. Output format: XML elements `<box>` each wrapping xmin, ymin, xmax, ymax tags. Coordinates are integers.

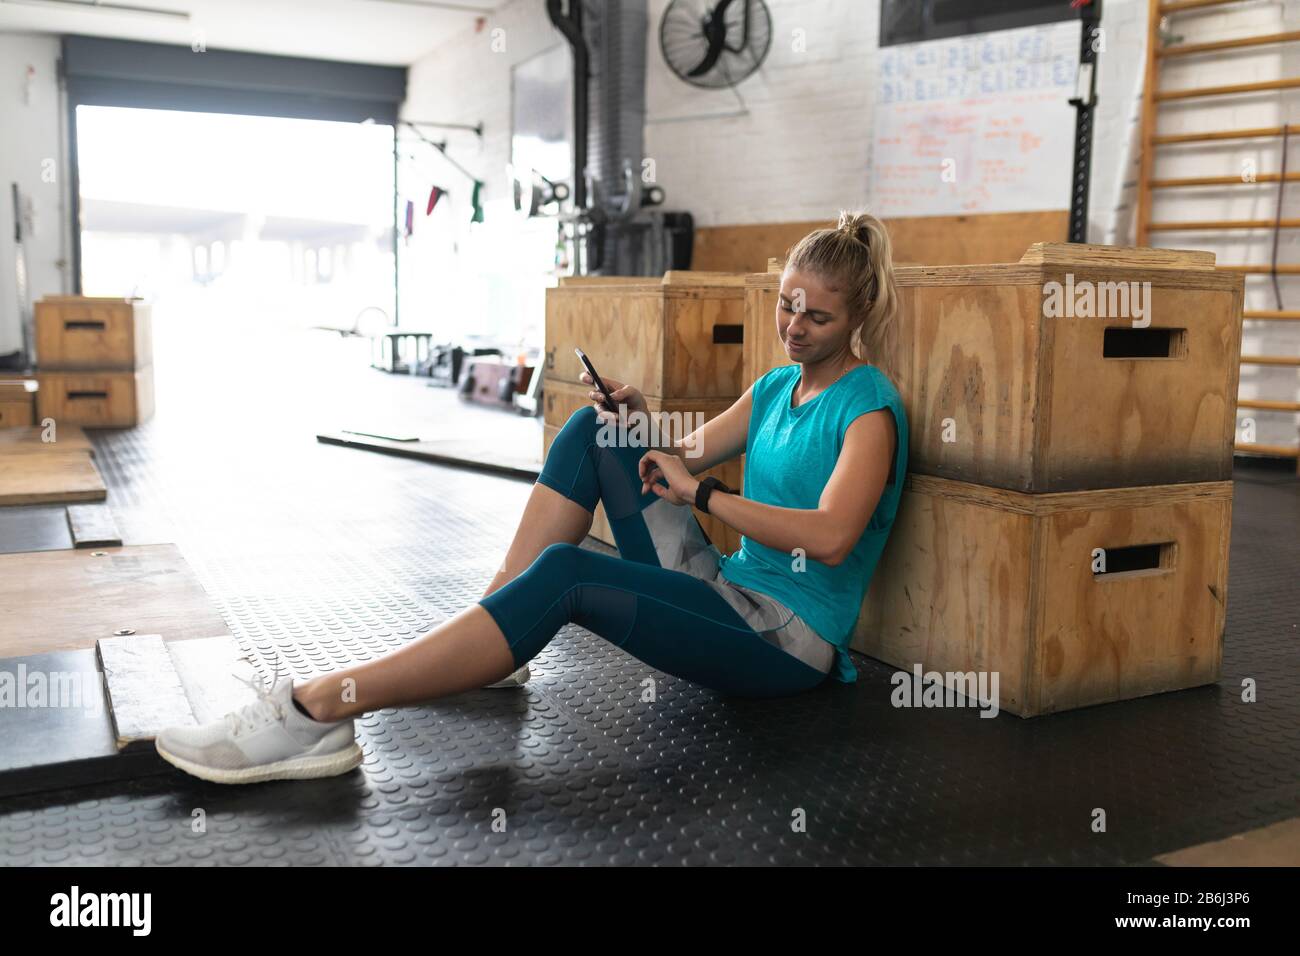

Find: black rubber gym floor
<box><xmin>2</xmin><ymin>329</ymin><xmax>1297</xmax><ymax>866</ymax></box>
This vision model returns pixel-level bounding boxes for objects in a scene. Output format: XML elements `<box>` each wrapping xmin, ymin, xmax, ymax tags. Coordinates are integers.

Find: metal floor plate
<box><xmin>2</xmin><ymin>327</ymin><xmax>1297</xmax><ymax>866</ymax></box>
<box><xmin>0</xmin><ymin>505</ymin><xmax>74</xmax><ymax>554</ymax></box>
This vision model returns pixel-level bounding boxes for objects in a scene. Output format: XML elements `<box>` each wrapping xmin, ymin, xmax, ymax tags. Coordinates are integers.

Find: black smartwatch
<box><xmin>694</xmin><ymin>475</ymin><xmax>735</xmax><ymax>515</ymax></box>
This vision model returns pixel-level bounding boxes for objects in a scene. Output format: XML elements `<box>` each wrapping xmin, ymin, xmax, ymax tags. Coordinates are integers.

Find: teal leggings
<box><xmin>477</xmin><ymin>406</ymin><xmax>831</xmax><ymax>698</ymax></box>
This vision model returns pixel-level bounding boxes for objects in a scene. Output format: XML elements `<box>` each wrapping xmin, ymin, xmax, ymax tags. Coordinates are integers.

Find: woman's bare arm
<box><xmin>656</xmin><ymin>384</ymin><xmax>754</xmax><ymax>476</ymax></box>
<box><xmin>704</xmin><ymin>409</ymin><xmax>896</xmax><ymax>566</ymax></box>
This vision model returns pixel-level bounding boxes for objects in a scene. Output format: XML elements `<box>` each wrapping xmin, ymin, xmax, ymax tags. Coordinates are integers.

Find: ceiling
<box><xmin>0</xmin><ymin>0</ymin><xmax>507</xmax><ymax>66</ymax></box>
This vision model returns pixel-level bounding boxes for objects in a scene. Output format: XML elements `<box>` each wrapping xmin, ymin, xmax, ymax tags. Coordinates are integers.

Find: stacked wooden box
<box><xmin>543</xmin><ymin>271</ymin><xmax>747</xmax><ymax>554</ymax></box>
<box><xmin>748</xmin><ymin>243</ymin><xmax>1244</xmax><ymax>716</ymax></box>
<box><xmin>0</xmin><ymin>379</ymin><xmax>37</xmax><ymax>428</ymax></box>
<box><xmin>34</xmin><ymin>296</ymin><xmax>155</xmax><ymax>427</ymax></box>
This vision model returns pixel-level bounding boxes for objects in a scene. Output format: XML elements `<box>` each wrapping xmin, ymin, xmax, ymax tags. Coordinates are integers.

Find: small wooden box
<box><xmin>35</xmin><ymin>296</ymin><xmax>152</xmax><ymax>370</ymax></box>
<box><xmin>744</xmin><ymin>269</ymin><xmax>795</xmax><ymax>391</ymax></box>
<box><xmin>37</xmin><ymin>367</ymin><xmax>155</xmax><ymax>427</ymax></box>
<box><xmin>545</xmin><ymin>271</ymin><xmax>747</xmax><ymax>400</ymax></box>
<box><xmin>0</xmin><ymin>379</ymin><xmax>38</xmax><ymax>428</ymax></box>
<box><xmin>854</xmin><ymin>476</ymin><xmax>1232</xmax><ymax>717</ymax></box>
<box><xmin>543</xmin><ymin>378</ymin><xmax>744</xmax><ymax>555</ymax></box>
<box><xmin>746</xmin><ymin>244</ymin><xmax>1245</xmax><ymax>492</ymax></box>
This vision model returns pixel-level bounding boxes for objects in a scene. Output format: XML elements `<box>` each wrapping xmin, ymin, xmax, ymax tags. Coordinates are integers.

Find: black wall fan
<box><xmin>660</xmin><ymin>0</ymin><xmax>772</xmax><ymax>89</ymax></box>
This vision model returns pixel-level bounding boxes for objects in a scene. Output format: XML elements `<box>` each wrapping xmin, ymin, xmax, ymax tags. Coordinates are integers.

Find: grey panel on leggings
<box><xmin>639</xmin><ymin>497</ymin><xmax>834</xmax><ymax>675</ymax></box>
<box><xmin>595</xmin><ymin>449</ymin><xmax>643</xmax><ymax>519</ymax></box>
<box><xmin>707</xmin><ymin>578</ymin><xmax>835</xmax><ymax>674</ymax></box>
<box><xmin>640</xmin><ymin>496</ymin><xmax>721</xmax><ymax>579</ymax></box>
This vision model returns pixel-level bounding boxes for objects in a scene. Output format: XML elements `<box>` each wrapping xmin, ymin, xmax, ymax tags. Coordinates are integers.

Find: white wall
<box><xmin>643</xmin><ymin>0</ymin><xmax>1150</xmax><ymax>242</ymax></box>
<box><xmin>0</xmin><ymin>32</ymin><xmax>70</xmax><ymax>357</ymax></box>
<box><xmin>397</xmin><ymin>0</ymin><xmax>561</xmax><ymax>348</ymax></box>
<box><xmin>644</xmin><ymin>0</ymin><xmax>872</xmax><ymax>223</ymax></box>
<box><xmin>1093</xmin><ymin>0</ymin><xmax>1149</xmax><ymax>246</ymax></box>
<box><xmin>644</xmin><ymin>0</ymin><xmax>876</xmax><ymax>225</ymax></box>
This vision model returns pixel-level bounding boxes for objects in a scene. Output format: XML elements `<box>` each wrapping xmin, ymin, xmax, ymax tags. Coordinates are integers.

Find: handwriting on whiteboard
<box><xmin>872</xmin><ymin>21</ymin><xmax>1080</xmax><ymax>216</ymax></box>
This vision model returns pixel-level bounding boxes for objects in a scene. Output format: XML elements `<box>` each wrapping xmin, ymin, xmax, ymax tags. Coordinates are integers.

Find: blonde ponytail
<box><xmin>784</xmin><ymin>210</ymin><xmax>899</xmax><ymax>380</ymax></box>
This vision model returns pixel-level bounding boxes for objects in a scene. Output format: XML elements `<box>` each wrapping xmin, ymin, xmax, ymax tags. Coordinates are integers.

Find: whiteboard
<box><xmin>871</xmin><ymin>20</ymin><xmax>1081</xmax><ymax>217</ymax></box>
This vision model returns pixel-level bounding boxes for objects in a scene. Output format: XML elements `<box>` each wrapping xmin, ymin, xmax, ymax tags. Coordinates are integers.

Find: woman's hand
<box><xmin>639</xmin><ymin>450</ymin><xmax>700</xmax><ymax>506</ymax></box>
<box><xmin>580</xmin><ymin>370</ymin><xmax>648</xmax><ymax>427</ymax></box>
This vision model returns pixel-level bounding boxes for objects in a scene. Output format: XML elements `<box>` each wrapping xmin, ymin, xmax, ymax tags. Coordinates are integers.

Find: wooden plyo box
<box><xmin>0</xmin><ymin>403</ymin><xmax>34</xmax><ymax>428</ymax></box>
<box><xmin>35</xmin><ymin>296</ymin><xmax>152</xmax><ymax>370</ymax></box>
<box><xmin>0</xmin><ymin>379</ymin><xmax>37</xmax><ymax>428</ymax></box>
<box><xmin>897</xmin><ymin>243</ymin><xmax>1243</xmax><ymax>491</ymax></box>
<box><xmin>743</xmin><ymin>270</ymin><xmax>791</xmax><ymax>393</ymax></box>
<box><xmin>854</xmin><ymin>476</ymin><xmax>1232</xmax><ymax>717</ymax></box>
<box><xmin>545</xmin><ymin>271</ymin><xmax>747</xmax><ymax>400</ymax></box>
<box><xmin>543</xmin><ymin>379</ymin><xmax>744</xmax><ymax>555</ymax></box>
<box><xmin>36</xmin><ymin>367</ymin><xmax>155</xmax><ymax>428</ymax></box>
<box><xmin>745</xmin><ymin>243</ymin><xmax>1245</xmax><ymax>492</ymax></box>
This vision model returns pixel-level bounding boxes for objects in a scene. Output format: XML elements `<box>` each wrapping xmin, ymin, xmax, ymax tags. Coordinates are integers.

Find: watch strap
<box><xmin>695</xmin><ymin>475</ymin><xmax>733</xmax><ymax>514</ymax></box>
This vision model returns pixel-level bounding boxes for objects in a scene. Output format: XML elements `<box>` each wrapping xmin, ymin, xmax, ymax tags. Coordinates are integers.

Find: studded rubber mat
<box><xmin>2</xmin><ymin>331</ymin><xmax>1297</xmax><ymax>864</ymax></box>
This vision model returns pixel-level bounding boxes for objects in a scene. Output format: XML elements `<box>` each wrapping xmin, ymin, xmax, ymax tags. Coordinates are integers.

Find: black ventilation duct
<box><xmin>548</xmin><ymin>0</ymin><xmax>692</xmax><ymax>275</ymax></box>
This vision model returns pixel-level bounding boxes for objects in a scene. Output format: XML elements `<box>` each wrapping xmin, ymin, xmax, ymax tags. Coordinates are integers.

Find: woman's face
<box><xmin>776</xmin><ymin>267</ymin><xmax>850</xmax><ymax>362</ymax></box>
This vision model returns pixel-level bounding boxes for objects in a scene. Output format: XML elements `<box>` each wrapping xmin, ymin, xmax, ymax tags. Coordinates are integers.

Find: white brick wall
<box><xmin>644</xmin><ymin>0</ymin><xmax>877</xmax><ymax>225</ymax></box>
<box><xmin>1094</xmin><ymin>0</ymin><xmax>1148</xmax><ymax>245</ymax></box>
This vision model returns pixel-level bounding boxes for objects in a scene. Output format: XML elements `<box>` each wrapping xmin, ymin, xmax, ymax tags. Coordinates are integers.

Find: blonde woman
<box><xmin>156</xmin><ymin>211</ymin><xmax>910</xmax><ymax>785</ymax></box>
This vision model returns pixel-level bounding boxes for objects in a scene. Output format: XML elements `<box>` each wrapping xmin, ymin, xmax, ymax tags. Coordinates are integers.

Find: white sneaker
<box><xmin>155</xmin><ymin>673</ymin><xmax>363</xmax><ymax>785</ymax></box>
<box><xmin>485</xmin><ymin>664</ymin><xmax>530</xmax><ymax>688</ymax></box>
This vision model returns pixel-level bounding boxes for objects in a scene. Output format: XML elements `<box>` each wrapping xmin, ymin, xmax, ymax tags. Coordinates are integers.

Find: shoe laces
<box><xmin>224</xmin><ymin>672</ymin><xmax>287</xmax><ymax>738</ymax></box>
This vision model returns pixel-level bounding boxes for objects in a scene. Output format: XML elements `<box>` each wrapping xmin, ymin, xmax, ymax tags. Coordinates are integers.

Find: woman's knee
<box><xmin>564</xmin><ymin>404</ymin><xmax>600</xmax><ymax>434</ymax></box>
<box><xmin>534</xmin><ymin>541</ymin><xmax>585</xmax><ymax>576</ymax></box>
<box><xmin>545</xmin><ymin>406</ymin><xmax>599</xmax><ymax>460</ymax></box>
<box><xmin>538</xmin><ymin>407</ymin><xmax>600</xmax><ymax>497</ymax></box>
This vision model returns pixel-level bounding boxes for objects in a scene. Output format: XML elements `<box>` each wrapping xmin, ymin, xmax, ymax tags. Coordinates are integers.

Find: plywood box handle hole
<box><xmin>1093</xmin><ymin>541</ymin><xmax>1178</xmax><ymax>581</ymax></box>
<box><xmin>66</xmin><ymin>390</ymin><xmax>109</xmax><ymax>401</ymax></box>
<box><xmin>64</xmin><ymin>319</ymin><xmax>107</xmax><ymax>331</ymax></box>
<box><xmin>1101</xmin><ymin>327</ymin><xmax>1188</xmax><ymax>359</ymax></box>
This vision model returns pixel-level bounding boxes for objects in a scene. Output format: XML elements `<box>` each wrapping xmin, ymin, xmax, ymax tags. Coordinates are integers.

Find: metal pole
<box><xmin>1069</xmin><ymin>1</ymin><xmax>1103</xmax><ymax>244</ymax></box>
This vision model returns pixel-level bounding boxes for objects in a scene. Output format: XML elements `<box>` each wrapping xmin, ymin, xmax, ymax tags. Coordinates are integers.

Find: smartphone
<box><xmin>574</xmin><ymin>347</ymin><xmax>618</xmax><ymax>413</ymax></box>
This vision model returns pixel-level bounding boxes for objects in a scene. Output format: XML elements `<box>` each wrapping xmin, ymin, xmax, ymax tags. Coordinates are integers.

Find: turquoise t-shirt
<box><xmin>717</xmin><ymin>363</ymin><xmax>908</xmax><ymax>683</ymax></box>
